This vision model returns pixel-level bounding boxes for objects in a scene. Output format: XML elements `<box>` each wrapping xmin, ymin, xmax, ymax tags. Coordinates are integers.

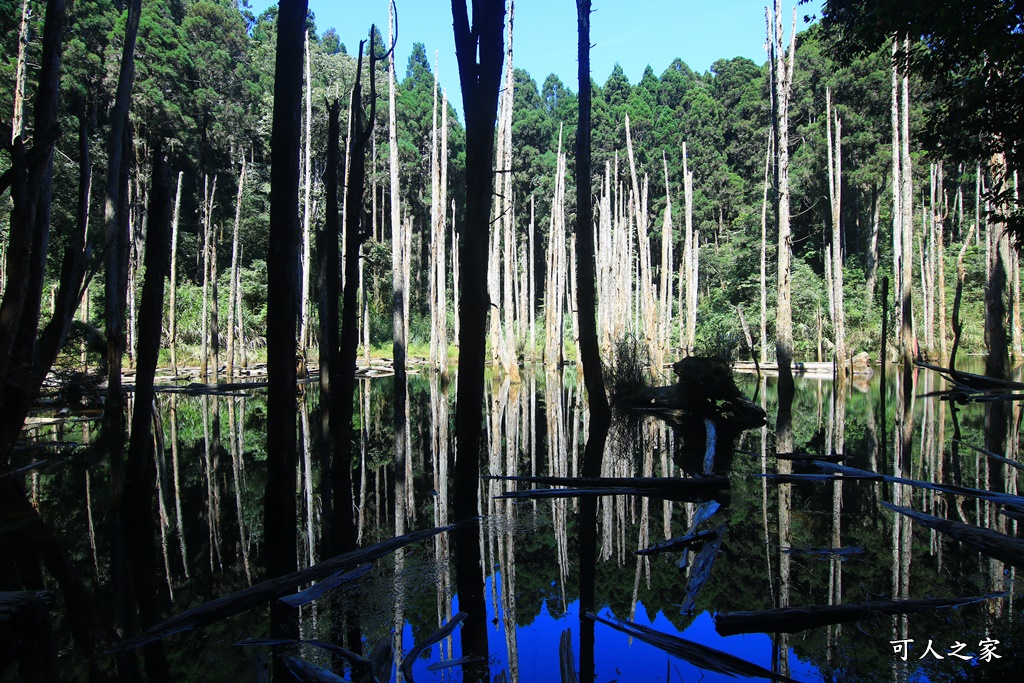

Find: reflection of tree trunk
<box><xmin>169</xmin><ymin>396</ymin><xmax>188</xmax><ymax>578</ymax></box>
<box><xmin>228</xmin><ymin>397</ymin><xmax>251</xmax><ymax>585</ymax></box>
<box><xmin>774</xmin><ymin>378</ymin><xmax>793</xmax><ymax>679</ymax></box>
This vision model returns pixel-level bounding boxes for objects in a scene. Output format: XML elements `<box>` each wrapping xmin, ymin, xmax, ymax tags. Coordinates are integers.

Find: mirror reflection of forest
<box><xmin>13</xmin><ymin>361</ymin><xmax>1021</xmax><ymax>682</ymax></box>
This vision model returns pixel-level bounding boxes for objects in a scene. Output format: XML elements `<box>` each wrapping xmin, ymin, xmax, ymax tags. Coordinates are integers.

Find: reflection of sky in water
<box><xmin>398</xmin><ymin>572</ymin><xmax>823</xmax><ymax>682</ymax></box>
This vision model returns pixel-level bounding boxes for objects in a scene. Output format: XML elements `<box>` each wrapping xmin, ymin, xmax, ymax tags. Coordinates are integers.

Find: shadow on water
<box><xmin>6</xmin><ymin>359</ymin><xmax>1024</xmax><ymax>681</ymax></box>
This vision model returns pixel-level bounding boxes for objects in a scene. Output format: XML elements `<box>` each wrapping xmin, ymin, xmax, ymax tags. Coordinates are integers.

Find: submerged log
<box><xmin>110</xmin><ymin>524</ymin><xmax>455</xmax><ymax>652</ymax></box>
<box><xmin>637</xmin><ymin>529</ymin><xmax>718</xmax><ymax>556</ymax></box>
<box><xmin>489</xmin><ymin>474</ymin><xmax>729</xmax><ymax>502</ymax></box>
<box><xmin>715</xmin><ymin>593</ymin><xmax>1005</xmax><ymax>637</ymax></box>
<box><xmin>588</xmin><ymin>612</ymin><xmax>799</xmax><ymax>683</ymax></box>
<box><xmin>885</xmin><ymin>502</ymin><xmax>1024</xmax><ymax>569</ymax></box>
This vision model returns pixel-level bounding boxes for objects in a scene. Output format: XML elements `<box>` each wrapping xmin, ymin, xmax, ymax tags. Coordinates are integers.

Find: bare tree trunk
<box><xmin>439</xmin><ymin>90</ymin><xmax>449</xmax><ymax>376</ymax></box>
<box><xmin>200</xmin><ymin>174</ymin><xmax>216</xmax><ymax>378</ymax></box>
<box><xmin>122</xmin><ymin>146</ymin><xmax>173</xmax><ymax>682</ymax></box>
<box><xmin>227</xmin><ymin>155</ymin><xmax>246</xmax><ymax>377</ymax></box>
<box><xmin>169</xmin><ymin>170</ymin><xmax>183</xmax><ymax>375</ymax></box>
<box><xmin>936</xmin><ymin>164</ymin><xmax>948</xmax><ymax>360</ymax></box>
<box><xmin>265</xmin><ymin>0</ymin><xmax>306</xmax><ymax>669</ymax></box>
<box><xmin>901</xmin><ymin>36</ymin><xmax>915</xmax><ymax>368</ymax></box>
<box><xmin>430</xmin><ymin>55</ymin><xmax>441</xmax><ymax>370</ymax></box>
<box><xmin>209</xmin><ymin>216</ymin><xmax>220</xmax><ymax>382</ymax></box>
<box><xmin>1012</xmin><ymin>172</ymin><xmax>1022</xmax><ymax>360</ymax></box>
<box><xmin>389</xmin><ymin>4</ymin><xmax>409</xmax><ymax>535</ymax></box>
<box><xmin>237</xmin><ymin>242</ymin><xmax>247</xmax><ymax>369</ymax></box>
<box><xmin>866</xmin><ymin>183</ymin><xmax>880</xmax><ymax>304</ymax></box>
<box><xmin>684</xmin><ymin>145</ymin><xmax>697</xmax><ymax>354</ymax></box>
<box><xmin>771</xmin><ymin>0</ymin><xmax>797</xmax><ymax>394</ymax></box>
<box><xmin>760</xmin><ymin>126</ymin><xmax>772</xmax><ymax>364</ymax></box>
<box><xmin>826</xmin><ymin>88</ymin><xmax>846</xmax><ymax>381</ymax></box>
<box><xmin>11</xmin><ymin>0</ymin><xmax>31</xmax><ymax>143</ymax></box>
<box><xmin>891</xmin><ymin>37</ymin><xmax>903</xmax><ymax>363</ymax></box>
<box><xmin>660</xmin><ymin>153</ymin><xmax>673</xmax><ymax>363</ymax></box>
<box><xmin>299</xmin><ymin>31</ymin><xmax>313</xmax><ymax>358</ymax></box>
<box><xmin>451</xmin><ymin>2</ymin><xmax>503</xmax><ymax>679</ymax></box>
<box><xmin>102</xmin><ymin>0</ymin><xmax>142</xmax><ymax>464</ymax></box>
<box><xmin>987</xmin><ymin>155</ymin><xmax>1011</xmax><ymax>379</ymax></box>
<box><xmin>333</xmin><ymin>34</ymin><xmax>379</xmax><ymax>555</ymax></box>
<box><xmin>501</xmin><ymin>6</ymin><xmax>518</xmax><ymax>380</ymax></box>
<box><xmin>529</xmin><ymin>195</ymin><xmax>535</xmax><ymax>361</ymax></box>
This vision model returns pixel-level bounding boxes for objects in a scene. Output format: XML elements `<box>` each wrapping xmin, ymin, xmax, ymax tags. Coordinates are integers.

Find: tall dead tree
<box><xmin>575</xmin><ymin>0</ymin><xmax>610</xmax><ymax>460</ymax></box>
<box><xmin>682</xmin><ymin>143</ymin><xmax>697</xmax><ymax>354</ymax></box>
<box><xmin>770</xmin><ymin>0</ymin><xmax>797</xmax><ymax>394</ymax></box>
<box><xmin>10</xmin><ymin>0</ymin><xmax>31</xmax><ymax>143</ymax></box>
<box><xmin>168</xmin><ymin>170</ymin><xmax>183</xmax><ymax>375</ymax></box>
<box><xmin>102</xmin><ymin>0</ymin><xmax>142</xmax><ymax>461</ymax></box>
<box><xmin>332</xmin><ymin>32</ymin><xmax>379</xmax><ymax>554</ymax></box>
<box><xmin>900</xmin><ymin>36</ymin><xmax>914</xmax><ymax>370</ymax></box>
<box><xmin>265</xmin><ymin>0</ymin><xmax>307</xmax><ymax>668</ymax></box>
<box><xmin>299</xmin><ymin>31</ymin><xmax>313</xmax><ymax>357</ymax></box>
<box><xmin>227</xmin><ymin>155</ymin><xmax>246</xmax><ymax>377</ymax></box>
<box><xmin>121</xmin><ymin>147</ymin><xmax>173</xmax><ymax>682</ymax></box>
<box><xmin>826</xmin><ymin>88</ymin><xmax>846</xmax><ymax>380</ymax></box>
<box><xmin>387</xmin><ymin>2</ymin><xmax>409</xmax><ymax>532</ymax></box>
<box><xmin>451</xmin><ymin>0</ymin><xmax>504</xmax><ymax>677</ymax></box>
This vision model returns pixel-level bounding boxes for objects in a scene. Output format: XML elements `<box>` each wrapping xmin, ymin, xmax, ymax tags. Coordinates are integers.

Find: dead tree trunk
<box><xmin>575</xmin><ymin>0</ymin><xmax>610</xmax><ymax>453</ymax></box>
<box><xmin>771</xmin><ymin>0</ymin><xmax>797</xmax><ymax>395</ymax></box>
<box><xmin>451</xmin><ymin>2</ymin><xmax>503</xmax><ymax>678</ymax></box>
<box><xmin>899</xmin><ymin>35</ymin><xmax>915</xmax><ymax>369</ymax></box>
<box><xmin>683</xmin><ymin>143</ymin><xmax>697</xmax><ymax>354</ymax></box>
<box><xmin>319</xmin><ymin>98</ymin><xmax>342</xmax><ymax>549</ymax></box>
<box><xmin>333</xmin><ymin>32</ymin><xmax>378</xmax><ymax>554</ymax></box>
<box><xmin>101</xmin><ymin>0</ymin><xmax>142</xmax><ymax>459</ymax></box>
<box><xmin>891</xmin><ymin>37</ymin><xmax>903</xmax><ymax>364</ymax></box>
<box><xmin>264</xmin><ymin>0</ymin><xmax>306</xmax><ymax>666</ymax></box>
<box><xmin>388</xmin><ymin>4</ymin><xmax>409</xmax><ymax>532</ymax></box>
<box><xmin>759</xmin><ymin>126</ymin><xmax>772</xmax><ymax>364</ymax></box>
<box><xmin>0</xmin><ymin>0</ymin><xmax>81</xmax><ymax>465</ymax></box>
<box><xmin>122</xmin><ymin>145</ymin><xmax>173</xmax><ymax>682</ymax></box>
<box><xmin>10</xmin><ymin>0</ymin><xmax>31</xmax><ymax>143</ymax></box>
<box><xmin>826</xmin><ymin>88</ymin><xmax>846</xmax><ymax>381</ymax></box>
<box><xmin>227</xmin><ymin>155</ymin><xmax>246</xmax><ymax>377</ymax></box>
<box><xmin>299</xmin><ymin>31</ymin><xmax>313</xmax><ymax>358</ymax></box>
<box><xmin>168</xmin><ymin>170</ymin><xmax>182</xmax><ymax>375</ymax></box>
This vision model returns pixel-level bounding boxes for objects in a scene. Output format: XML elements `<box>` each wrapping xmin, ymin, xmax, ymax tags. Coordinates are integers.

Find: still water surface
<box><xmin>8</xmin><ymin>361</ymin><xmax>1022</xmax><ymax>682</ymax></box>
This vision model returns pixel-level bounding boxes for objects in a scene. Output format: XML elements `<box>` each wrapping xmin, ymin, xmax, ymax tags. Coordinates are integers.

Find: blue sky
<box><xmin>249</xmin><ymin>1</ymin><xmax>814</xmax><ymax>118</ymax></box>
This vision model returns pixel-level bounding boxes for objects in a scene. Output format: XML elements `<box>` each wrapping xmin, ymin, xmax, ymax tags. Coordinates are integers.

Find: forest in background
<box><xmin>0</xmin><ymin>0</ymin><xmax>1015</xmax><ymax>377</ymax></box>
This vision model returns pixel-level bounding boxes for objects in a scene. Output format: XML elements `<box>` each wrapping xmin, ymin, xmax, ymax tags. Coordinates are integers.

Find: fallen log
<box><xmin>884</xmin><ymin>502</ymin><xmax>1024</xmax><ymax>569</ymax></box>
<box><xmin>588</xmin><ymin>612</ymin><xmax>799</xmax><ymax>683</ymax></box>
<box><xmin>110</xmin><ymin>524</ymin><xmax>456</xmax><ymax>652</ymax></box>
<box><xmin>715</xmin><ymin>593</ymin><xmax>1006</xmax><ymax>636</ymax></box>
<box><xmin>637</xmin><ymin>529</ymin><xmax>718</xmax><ymax>556</ymax></box>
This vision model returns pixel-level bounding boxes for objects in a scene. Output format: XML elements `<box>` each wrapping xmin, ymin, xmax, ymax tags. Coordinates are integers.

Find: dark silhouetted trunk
<box><xmin>333</xmin><ymin>34</ymin><xmax>378</xmax><ymax>554</ymax></box>
<box><xmin>0</xmin><ymin>0</ymin><xmax>71</xmax><ymax>464</ymax></box>
<box><xmin>122</xmin><ymin>145</ymin><xmax>173</xmax><ymax>683</ymax></box>
<box><xmin>451</xmin><ymin>1</ymin><xmax>504</xmax><ymax>680</ymax></box>
<box><xmin>265</xmin><ymin>0</ymin><xmax>307</xmax><ymax>675</ymax></box>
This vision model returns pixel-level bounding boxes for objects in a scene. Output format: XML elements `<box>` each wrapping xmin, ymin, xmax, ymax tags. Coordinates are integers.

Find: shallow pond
<box><xmin>5</xmin><ymin>361</ymin><xmax>1022</xmax><ymax>682</ymax></box>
